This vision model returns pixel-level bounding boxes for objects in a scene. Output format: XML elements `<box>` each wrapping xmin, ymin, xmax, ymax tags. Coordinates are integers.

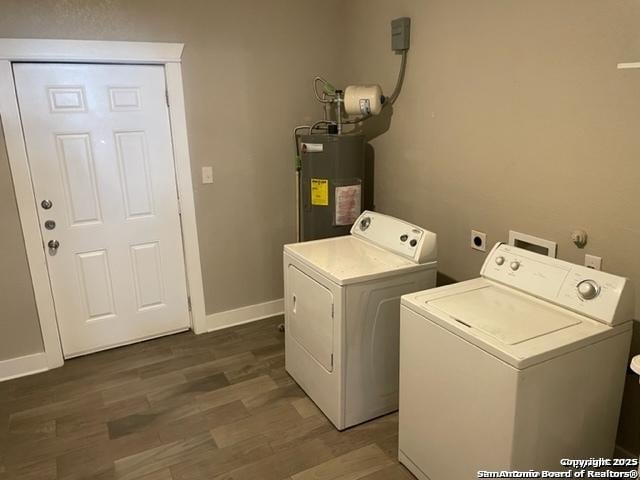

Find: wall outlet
<box><xmin>471</xmin><ymin>230</ymin><xmax>487</xmax><ymax>252</ymax></box>
<box><xmin>202</xmin><ymin>166</ymin><xmax>213</xmax><ymax>184</ymax></box>
<box><xmin>584</xmin><ymin>254</ymin><xmax>602</xmax><ymax>270</ymax></box>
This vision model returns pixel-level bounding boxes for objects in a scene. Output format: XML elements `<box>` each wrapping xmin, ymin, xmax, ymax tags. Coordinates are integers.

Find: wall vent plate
<box><xmin>508</xmin><ymin>231</ymin><xmax>557</xmax><ymax>258</ymax></box>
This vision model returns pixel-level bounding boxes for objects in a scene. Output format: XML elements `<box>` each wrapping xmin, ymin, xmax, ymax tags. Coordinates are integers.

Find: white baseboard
<box><xmin>0</xmin><ymin>352</ymin><xmax>48</xmax><ymax>382</ymax></box>
<box><xmin>615</xmin><ymin>443</ymin><xmax>639</xmax><ymax>459</ymax></box>
<box><xmin>205</xmin><ymin>298</ymin><xmax>284</xmax><ymax>332</ymax></box>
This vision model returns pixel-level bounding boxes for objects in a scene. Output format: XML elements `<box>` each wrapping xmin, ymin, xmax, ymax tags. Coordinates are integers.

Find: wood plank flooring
<box><xmin>0</xmin><ymin>316</ymin><xmax>414</xmax><ymax>480</ymax></box>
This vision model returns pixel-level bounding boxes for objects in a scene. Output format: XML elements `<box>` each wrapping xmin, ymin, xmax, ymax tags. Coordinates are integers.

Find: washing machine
<box><xmin>399</xmin><ymin>243</ymin><xmax>635</xmax><ymax>480</ymax></box>
<box><xmin>284</xmin><ymin>210</ymin><xmax>437</xmax><ymax>430</ymax></box>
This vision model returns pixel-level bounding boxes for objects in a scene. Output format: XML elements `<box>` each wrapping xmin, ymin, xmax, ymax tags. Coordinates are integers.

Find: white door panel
<box><xmin>14</xmin><ymin>63</ymin><xmax>190</xmax><ymax>357</ymax></box>
<box><xmin>287</xmin><ymin>265</ymin><xmax>334</xmax><ymax>372</ymax></box>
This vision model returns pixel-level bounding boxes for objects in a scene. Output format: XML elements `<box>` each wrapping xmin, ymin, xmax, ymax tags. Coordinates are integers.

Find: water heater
<box><xmin>292</xmin><ymin>17</ymin><xmax>410</xmax><ymax>242</ymax></box>
<box><xmin>299</xmin><ymin>134</ymin><xmax>365</xmax><ymax>241</ymax></box>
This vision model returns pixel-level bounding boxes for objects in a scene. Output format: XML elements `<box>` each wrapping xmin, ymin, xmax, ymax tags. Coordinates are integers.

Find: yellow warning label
<box><xmin>310</xmin><ymin>178</ymin><xmax>329</xmax><ymax>206</ymax></box>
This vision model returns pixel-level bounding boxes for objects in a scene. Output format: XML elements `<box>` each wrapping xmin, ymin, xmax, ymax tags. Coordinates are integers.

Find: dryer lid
<box><xmin>428</xmin><ymin>285</ymin><xmax>581</xmax><ymax>345</ymax></box>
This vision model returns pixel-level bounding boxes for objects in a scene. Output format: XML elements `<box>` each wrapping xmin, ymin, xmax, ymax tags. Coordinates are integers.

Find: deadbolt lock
<box><xmin>44</xmin><ymin>220</ymin><xmax>56</xmax><ymax>230</ymax></box>
<box><xmin>41</xmin><ymin>200</ymin><xmax>53</xmax><ymax>210</ymax></box>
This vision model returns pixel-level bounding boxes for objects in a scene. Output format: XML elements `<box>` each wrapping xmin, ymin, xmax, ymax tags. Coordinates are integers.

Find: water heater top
<box><xmin>350</xmin><ymin>211</ymin><xmax>437</xmax><ymax>264</ymax></box>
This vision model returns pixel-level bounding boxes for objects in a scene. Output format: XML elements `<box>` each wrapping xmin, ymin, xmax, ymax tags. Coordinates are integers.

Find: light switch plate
<box><xmin>202</xmin><ymin>166</ymin><xmax>213</xmax><ymax>184</ymax></box>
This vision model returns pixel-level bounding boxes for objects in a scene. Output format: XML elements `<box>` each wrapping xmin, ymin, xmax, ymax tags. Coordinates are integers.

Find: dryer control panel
<box><xmin>481</xmin><ymin>243</ymin><xmax>634</xmax><ymax>325</ymax></box>
<box><xmin>350</xmin><ymin>211</ymin><xmax>437</xmax><ymax>264</ymax></box>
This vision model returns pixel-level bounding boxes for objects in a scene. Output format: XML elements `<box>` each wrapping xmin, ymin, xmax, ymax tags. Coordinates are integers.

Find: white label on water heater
<box><xmin>301</xmin><ymin>143</ymin><xmax>323</xmax><ymax>153</ymax></box>
<box><xmin>335</xmin><ymin>184</ymin><xmax>362</xmax><ymax>226</ymax></box>
<box><xmin>359</xmin><ymin>99</ymin><xmax>371</xmax><ymax>115</ymax></box>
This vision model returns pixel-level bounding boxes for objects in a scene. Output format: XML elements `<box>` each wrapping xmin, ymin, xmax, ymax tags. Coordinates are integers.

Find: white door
<box><xmin>287</xmin><ymin>265</ymin><xmax>334</xmax><ymax>372</ymax></box>
<box><xmin>14</xmin><ymin>63</ymin><xmax>190</xmax><ymax>358</ymax></box>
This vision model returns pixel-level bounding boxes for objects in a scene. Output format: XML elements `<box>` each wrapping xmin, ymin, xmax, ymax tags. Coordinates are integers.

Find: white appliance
<box><xmin>284</xmin><ymin>211</ymin><xmax>437</xmax><ymax>430</ymax></box>
<box><xmin>632</xmin><ymin>356</ymin><xmax>640</xmax><ymax>377</ymax></box>
<box><xmin>631</xmin><ymin>356</ymin><xmax>640</xmax><ymax>474</ymax></box>
<box><xmin>399</xmin><ymin>243</ymin><xmax>635</xmax><ymax>480</ymax></box>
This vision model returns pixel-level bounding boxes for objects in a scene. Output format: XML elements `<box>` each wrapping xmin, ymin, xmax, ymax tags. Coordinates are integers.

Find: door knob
<box><xmin>47</xmin><ymin>240</ymin><xmax>60</xmax><ymax>251</ymax></box>
<box><xmin>41</xmin><ymin>200</ymin><xmax>53</xmax><ymax>210</ymax></box>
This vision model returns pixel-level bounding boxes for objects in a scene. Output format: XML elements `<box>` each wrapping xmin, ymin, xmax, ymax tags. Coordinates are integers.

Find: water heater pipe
<box><xmin>335</xmin><ymin>90</ymin><xmax>344</xmax><ymax>134</ymax></box>
<box><xmin>295</xmin><ymin>169</ymin><xmax>301</xmax><ymax>242</ymax></box>
<box><xmin>293</xmin><ymin>125</ymin><xmax>311</xmax><ymax>242</ymax></box>
<box><xmin>313</xmin><ymin>76</ymin><xmax>336</xmax><ymax>103</ymax></box>
<box><xmin>387</xmin><ymin>50</ymin><xmax>408</xmax><ymax>105</ymax></box>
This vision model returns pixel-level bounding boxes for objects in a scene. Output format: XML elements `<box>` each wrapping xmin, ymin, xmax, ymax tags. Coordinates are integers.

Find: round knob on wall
<box><xmin>577</xmin><ymin>280</ymin><xmax>600</xmax><ymax>300</ymax></box>
<box><xmin>510</xmin><ymin>261</ymin><xmax>520</xmax><ymax>271</ymax></box>
<box><xmin>571</xmin><ymin>229</ymin><xmax>588</xmax><ymax>248</ymax></box>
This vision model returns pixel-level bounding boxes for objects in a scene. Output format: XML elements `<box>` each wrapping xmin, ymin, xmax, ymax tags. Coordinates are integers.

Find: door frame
<box><xmin>0</xmin><ymin>39</ymin><xmax>207</xmax><ymax>369</ymax></box>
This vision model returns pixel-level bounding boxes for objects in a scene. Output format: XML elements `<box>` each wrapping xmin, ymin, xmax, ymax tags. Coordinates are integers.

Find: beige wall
<box><xmin>0</xmin><ymin>126</ymin><xmax>43</xmax><ymax>361</ymax></box>
<box><xmin>1</xmin><ymin>0</ymin><xmax>639</xmax><ymax>456</ymax></box>
<box><xmin>0</xmin><ymin>0</ymin><xmax>345</xmax><ymax>360</ymax></box>
<box><xmin>340</xmin><ymin>0</ymin><xmax>640</xmax><ymax>455</ymax></box>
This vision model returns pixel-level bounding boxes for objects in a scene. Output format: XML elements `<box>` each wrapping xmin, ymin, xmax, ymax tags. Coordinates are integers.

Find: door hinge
<box><xmin>165</xmin><ymin>90</ymin><xmax>170</xmax><ymax>108</ymax></box>
<box><xmin>330</xmin><ymin>354</ymin><xmax>334</xmax><ymax>368</ymax></box>
<box><xmin>187</xmin><ymin>296</ymin><xmax>192</xmax><ymax>312</ymax></box>
<box><xmin>177</xmin><ymin>195</ymin><xmax>182</xmax><ymax>217</ymax></box>
<box><xmin>331</xmin><ymin>303</ymin><xmax>334</xmax><ymax>318</ymax></box>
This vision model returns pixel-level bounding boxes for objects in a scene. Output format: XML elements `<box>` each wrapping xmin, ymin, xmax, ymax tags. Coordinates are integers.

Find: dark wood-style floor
<box><xmin>0</xmin><ymin>316</ymin><xmax>414</xmax><ymax>480</ymax></box>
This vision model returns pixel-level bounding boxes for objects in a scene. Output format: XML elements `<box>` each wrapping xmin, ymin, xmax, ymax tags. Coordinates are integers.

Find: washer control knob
<box><xmin>577</xmin><ymin>280</ymin><xmax>600</xmax><ymax>300</ymax></box>
<box><xmin>510</xmin><ymin>261</ymin><xmax>521</xmax><ymax>271</ymax></box>
<box><xmin>400</xmin><ymin>234</ymin><xmax>408</xmax><ymax>242</ymax></box>
<box><xmin>495</xmin><ymin>256</ymin><xmax>505</xmax><ymax>266</ymax></box>
<box><xmin>410</xmin><ymin>239</ymin><xmax>417</xmax><ymax>247</ymax></box>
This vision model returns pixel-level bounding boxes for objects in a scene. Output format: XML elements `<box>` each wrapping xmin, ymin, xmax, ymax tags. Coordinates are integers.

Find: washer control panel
<box><xmin>351</xmin><ymin>210</ymin><xmax>437</xmax><ymax>264</ymax></box>
<box><xmin>481</xmin><ymin>243</ymin><xmax>634</xmax><ymax>325</ymax></box>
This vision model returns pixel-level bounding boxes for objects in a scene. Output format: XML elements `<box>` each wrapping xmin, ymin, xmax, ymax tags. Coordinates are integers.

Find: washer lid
<box><xmin>284</xmin><ymin>236</ymin><xmax>431</xmax><ymax>285</ymax></box>
<box><xmin>428</xmin><ymin>286</ymin><xmax>581</xmax><ymax>345</ymax></box>
<box><xmin>401</xmin><ymin>278</ymin><xmax>629</xmax><ymax>369</ymax></box>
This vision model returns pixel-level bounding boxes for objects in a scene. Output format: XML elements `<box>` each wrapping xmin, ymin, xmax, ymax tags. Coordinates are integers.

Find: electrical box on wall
<box><xmin>391</xmin><ymin>17</ymin><xmax>411</xmax><ymax>52</ymax></box>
